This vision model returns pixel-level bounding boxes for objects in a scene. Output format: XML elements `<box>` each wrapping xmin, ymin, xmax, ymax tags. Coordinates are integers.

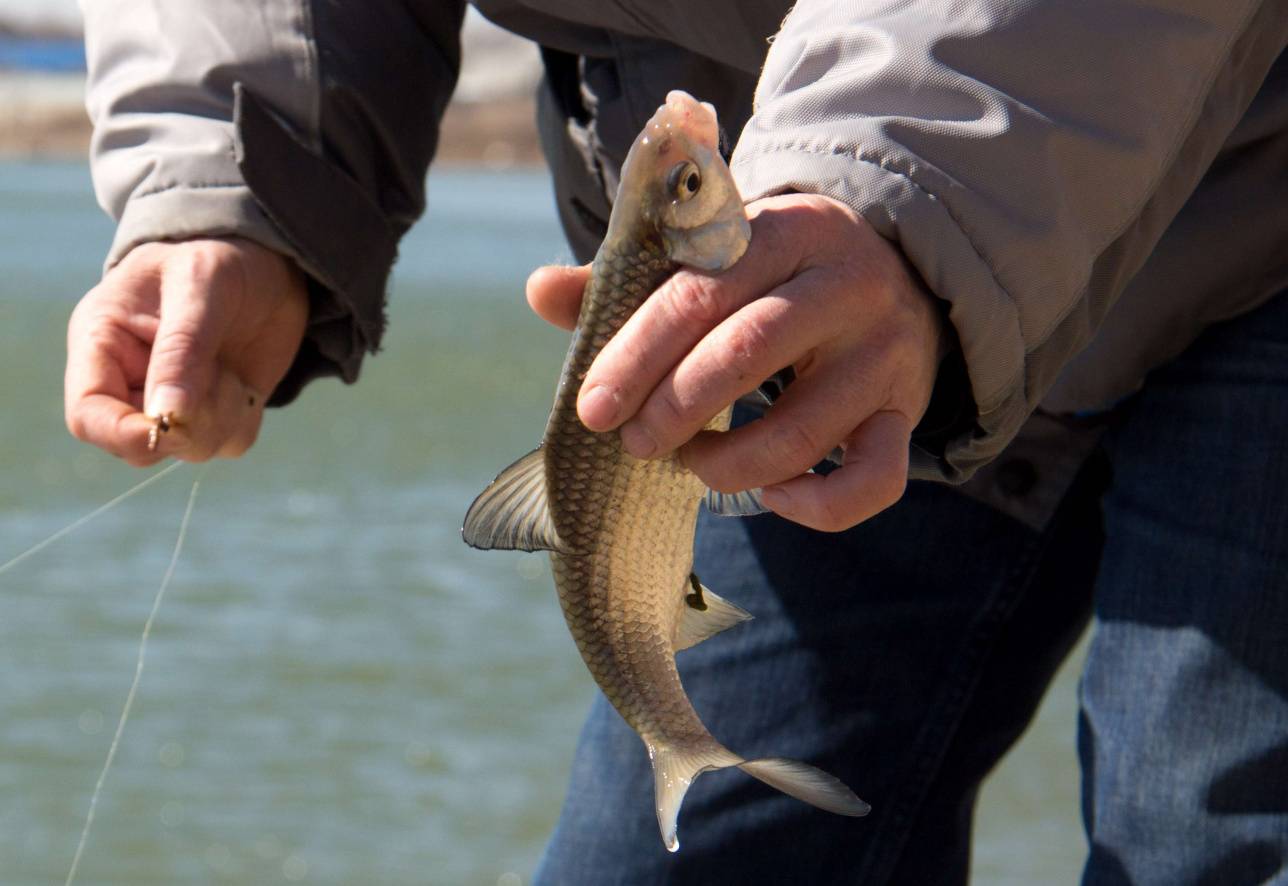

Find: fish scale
<box><xmin>546</xmin><ymin>237</ymin><xmax>719</xmax><ymax>747</ymax></box>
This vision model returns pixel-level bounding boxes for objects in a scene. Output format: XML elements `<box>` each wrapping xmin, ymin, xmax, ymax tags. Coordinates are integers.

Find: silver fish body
<box><xmin>464</xmin><ymin>91</ymin><xmax>868</xmax><ymax>851</ymax></box>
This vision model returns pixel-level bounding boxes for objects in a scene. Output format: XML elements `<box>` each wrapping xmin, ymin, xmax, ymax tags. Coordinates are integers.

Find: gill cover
<box><xmin>655</xmin><ymin>93</ymin><xmax>749</xmax><ymax>271</ymax></box>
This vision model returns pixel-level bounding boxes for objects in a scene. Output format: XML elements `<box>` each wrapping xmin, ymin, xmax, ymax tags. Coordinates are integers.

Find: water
<box><xmin>0</xmin><ymin>161</ymin><xmax>1086</xmax><ymax>883</ymax></box>
<box><xmin>0</xmin><ymin>38</ymin><xmax>85</xmax><ymax>73</ymax></box>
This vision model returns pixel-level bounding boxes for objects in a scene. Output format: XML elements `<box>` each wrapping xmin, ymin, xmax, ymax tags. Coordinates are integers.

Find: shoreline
<box><xmin>0</xmin><ymin>81</ymin><xmax>543</xmax><ymax>169</ymax></box>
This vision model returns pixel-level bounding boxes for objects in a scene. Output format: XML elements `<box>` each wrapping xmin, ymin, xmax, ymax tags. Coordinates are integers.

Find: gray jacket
<box><xmin>82</xmin><ymin>0</ymin><xmax>1288</xmax><ymax>523</ymax></box>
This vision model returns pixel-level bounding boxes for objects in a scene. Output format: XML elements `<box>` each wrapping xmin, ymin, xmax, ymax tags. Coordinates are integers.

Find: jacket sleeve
<box><xmin>83</xmin><ymin>0</ymin><xmax>466</xmax><ymax>404</ymax></box>
<box><xmin>731</xmin><ymin>0</ymin><xmax>1288</xmax><ymax>482</ymax></box>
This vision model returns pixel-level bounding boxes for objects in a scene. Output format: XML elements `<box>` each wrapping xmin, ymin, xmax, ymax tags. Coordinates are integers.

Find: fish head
<box><xmin>613</xmin><ymin>90</ymin><xmax>751</xmax><ymax>272</ymax></box>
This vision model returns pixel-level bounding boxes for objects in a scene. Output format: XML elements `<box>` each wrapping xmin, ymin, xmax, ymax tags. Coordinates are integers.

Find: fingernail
<box><xmin>620</xmin><ymin>421</ymin><xmax>657</xmax><ymax>458</ymax></box>
<box><xmin>761</xmin><ymin>486</ymin><xmax>793</xmax><ymax>514</ymax></box>
<box><xmin>146</xmin><ymin>383</ymin><xmax>190</xmax><ymax>421</ymax></box>
<box><xmin>579</xmin><ymin>384</ymin><xmax>620</xmax><ymax>429</ymax></box>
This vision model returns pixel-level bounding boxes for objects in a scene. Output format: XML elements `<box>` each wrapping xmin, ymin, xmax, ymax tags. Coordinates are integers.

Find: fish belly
<box><xmin>550</xmin><ymin>451</ymin><xmax>713</xmax><ymax>749</ymax></box>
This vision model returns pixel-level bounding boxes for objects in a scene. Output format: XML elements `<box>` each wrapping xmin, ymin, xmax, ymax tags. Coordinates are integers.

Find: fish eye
<box><xmin>667</xmin><ymin>161</ymin><xmax>702</xmax><ymax>202</ymax></box>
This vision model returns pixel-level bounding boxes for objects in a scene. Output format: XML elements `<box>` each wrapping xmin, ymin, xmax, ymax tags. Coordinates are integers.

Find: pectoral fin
<box><xmin>674</xmin><ymin>574</ymin><xmax>752</xmax><ymax>651</ymax></box>
<box><xmin>732</xmin><ymin>367</ymin><xmax>844</xmax><ymax>467</ymax></box>
<box><xmin>703</xmin><ymin>487</ymin><xmax>770</xmax><ymax>517</ymax></box>
<box><xmin>735</xmin><ymin>367</ymin><xmax>794</xmax><ymax>415</ymax></box>
<box><xmin>462</xmin><ymin>447</ymin><xmax>565</xmax><ymax>552</ymax></box>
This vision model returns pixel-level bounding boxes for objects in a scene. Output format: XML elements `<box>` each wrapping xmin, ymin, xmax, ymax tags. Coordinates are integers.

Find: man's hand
<box><xmin>65</xmin><ymin>238</ymin><xmax>309</xmax><ymax>466</ymax></box>
<box><xmin>526</xmin><ymin>194</ymin><xmax>944</xmax><ymax>532</ymax></box>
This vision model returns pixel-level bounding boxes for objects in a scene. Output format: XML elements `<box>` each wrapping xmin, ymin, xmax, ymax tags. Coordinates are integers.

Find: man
<box><xmin>65</xmin><ymin>1</ymin><xmax>1288</xmax><ymax>881</ymax></box>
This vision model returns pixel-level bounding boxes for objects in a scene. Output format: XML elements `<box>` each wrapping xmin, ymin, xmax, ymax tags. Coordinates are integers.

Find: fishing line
<box><xmin>0</xmin><ymin>460</ymin><xmax>185</xmax><ymax>578</ymax></box>
<box><xmin>64</xmin><ymin>472</ymin><xmax>203</xmax><ymax>886</ymax></box>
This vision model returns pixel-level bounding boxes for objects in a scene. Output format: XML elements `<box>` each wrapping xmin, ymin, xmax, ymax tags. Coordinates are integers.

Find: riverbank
<box><xmin>0</xmin><ymin>71</ymin><xmax>85</xmax><ymax>156</ymax></box>
<box><xmin>0</xmin><ymin>8</ymin><xmax>543</xmax><ymax>166</ymax></box>
<box><xmin>0</xmin><ymin>72</ymin><xmax>542</xmax><ymax>167</ymax></box>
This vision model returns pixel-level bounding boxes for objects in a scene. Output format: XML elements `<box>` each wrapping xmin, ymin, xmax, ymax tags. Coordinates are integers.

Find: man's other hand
<box><xmin>65</xmin><ymin>238</ymin><xmax>308</xmax><ymax>465</ymax></box>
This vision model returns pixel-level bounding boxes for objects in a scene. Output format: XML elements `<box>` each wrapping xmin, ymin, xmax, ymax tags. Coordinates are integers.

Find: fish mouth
<box><xmin>639</xmin><ymin>90</ymin><xmax>719</xmax><ymax>159</ymax></box>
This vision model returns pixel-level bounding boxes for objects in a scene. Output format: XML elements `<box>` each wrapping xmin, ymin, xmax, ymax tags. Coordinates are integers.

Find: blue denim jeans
<box><xmin>534</xmin><ymin>291</ymin><xmax>1288</xmax><ymax>885</ymax></box>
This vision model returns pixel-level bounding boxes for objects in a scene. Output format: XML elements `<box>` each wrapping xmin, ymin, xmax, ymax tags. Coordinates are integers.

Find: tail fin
<box><xmin>649</xmin><ymin>744</ymin><xmax>740</xmax><ymax>852</ymax></box>
<box><xmin>648</xmin><ymin>744</ymin><xmax>869</xmax><ymax>852</ymax></box>
<box><xmin>739</xmin><ymin>757</ymin><xmax>870</xmax><ymax>817</ymax></box>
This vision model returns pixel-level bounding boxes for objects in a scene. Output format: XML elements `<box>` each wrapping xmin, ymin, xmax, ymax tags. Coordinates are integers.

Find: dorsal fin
<box><xmin>674</xmin><ymin>574</ymin><xmax>752</xmax><ymax>651</ymax></box>
<box><xmin>462</xmin><ymin>447</ymin><xmax>566</xmax><ymax>552</ymax></box>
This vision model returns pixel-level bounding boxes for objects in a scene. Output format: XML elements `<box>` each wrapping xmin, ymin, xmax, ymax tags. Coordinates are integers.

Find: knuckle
<box><xmin>794</xmin><ymin>196</ymin><xmax>853</xmax><ymax>247</ymax></box>
<box><xmin>116</xmin><ymin>241</ymin><xmax>163</xmax><ymax>273</ymax></box>
<box><xmin>111</xmin><ymin>411</ymin><xmax>136</xmax><ymax>449</ymax></box>
<box><xmin>151</xmin><ymin>326</ymin><xmax>205</xmax><ymax>368</ymax></box>
<box><xmin>654</xmin><ymin>388</ymin><xmax>687</xmax><ymax>424</ymax></box>
<box><xmin>639</xmin><ymin>387</ymin><xmax>690</xmax><ymax>445</ymax></box>
<box><xmin>67</xmin><ymin>293</ymin><xmax>96</xmax><ymax>330</ymax></box>
<box><xmin>611</xmin><ymin>335</ymin><xmax>654</xmax><ymax>388</ymax></box>
<box><xmin>874</xmin><ymin>325</ymin><xmax>917</xmax><ymax>374</ymax></box>
<box><xmin>83</xmin><ymin>312</ymin><xmax>124</xmax><ymax>351</ymax></box>
<box><xmin>177</xmin><ymin>239</ymin><xmax>237</xmax><ymax>279</ymax></box>
<box><xmin>817</xmin><ymin>514</ymin><xmax>849</xmax><ymax>534</ymax></box>
<box><xmin>876</xmin><ymin>468</ymin><xmax>907</xmax><ymax>510</ymax></box>
<box><xmin>750</xmin><ymin>206</ymin><xmax>792</xmax><ymax>256</ymax></box>
<box><xmin>665</xmin><ymin>274</ymin><xmax>726</xmax><ymax>328</ymax></box>
<box><xmin>811</xmin><ymin>495</ymin><xmax>854</xmax><ymax>533</ymax></box>
<box><xmin>852</xmin><ymin>264</ymin><xmax>896</xmax><ymax>314</ymax></box>
<box><xmin>164</xmin><ymin>240</ymin><xmax>245</xmax><ymax>304</ymax></box>
<box><xmin>718</xmin><ymin>314</ymin><xmax>773</xmax><ymax>384</ymax></box>
<box><xmin>802</xmin><ymin>192</ymin><xmax>848</xmax><ymax>225</ymax></box>
<box><xmin>766</xmin><ymin>419</ymin><xmax>824</xmax><ymax>474</ymax></box>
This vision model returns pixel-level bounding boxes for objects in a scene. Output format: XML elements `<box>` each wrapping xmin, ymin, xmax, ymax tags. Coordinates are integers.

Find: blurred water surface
<box><xmin>0</xmin><ymin>161</ymin><xmax>1085</xmax><ymax>884</ymax></box>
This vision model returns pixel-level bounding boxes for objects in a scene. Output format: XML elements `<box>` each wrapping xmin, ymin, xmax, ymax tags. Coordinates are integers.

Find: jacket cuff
<box><xmin>232</xmin><ymin>84</ymin><xmax>398</xmax><ymax>405</ymax></box>
<box><xmin>732</xmin><ymin>145</ymin><xmax>1030</xmax><ymax>482</ymax></box>
<box><xmin>106</xmin><ymin>181</ymin><xmax>295</xmax><ymax>273</ymax></box>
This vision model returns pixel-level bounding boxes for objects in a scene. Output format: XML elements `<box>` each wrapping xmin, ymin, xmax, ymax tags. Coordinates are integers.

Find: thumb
<box><xmin>526</xmin><ymin>263</ymin><xmax>590</xmax><ymax>331</ymax></box>
<box><xmin>143</xmin><ymin>249</ymin><xmax>239</xmax><ymax>453</ymax></box>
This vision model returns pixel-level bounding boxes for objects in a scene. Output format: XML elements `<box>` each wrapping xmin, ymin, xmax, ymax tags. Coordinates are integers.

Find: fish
<box><xmin>462</xmin><ymin>90</ymin><xmax>869</xmax><ymax>851</ymax></box>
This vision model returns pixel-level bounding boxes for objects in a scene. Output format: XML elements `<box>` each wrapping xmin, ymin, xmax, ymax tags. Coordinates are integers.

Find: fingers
<box><xmin>65</xmin><ymin>239</ymin><xmax>299</xmax><ymax>465</ymax></box>
<box><xmin>68</xmin><ymin>396</ymin><xmax>168</xmax><ymax>467</ymax></box>
<box><xmin>142</xmin><ymin>241</ymin><xmax>290</xmax><ymax>463</ymax></box>
<box><xmin>64</xmin><ymin>280</ymin><xmax>169</xmax><ymax>465</ymax></box>
<box><xmin>526</xmin><ymin>264</ymin><xmax>589</xmax><ymax>331</ymax></box>
<box><xmin>681</xmin><ymin>342</ymin><xmax>892</xmax><ymax>490</ymax></box>
<box><xmin>144</xmin><ymin>246</ymin><xmax>238</xmax><ymax>425</ymax></box>
<box><xmin>577</xmin><ymin>202</ymin><xmax>802</xmax><ymax>431</ymax></box>
<box><xmin>759</xmin><ymin>411</ymin><xmax>911</xmax><ymax>532</ymax></box>
<box><xmin>203</xmin><ymin>368</ymin><xmax>265</xmax><ymax>460</ymax></box>
<box><xmin>617</xmin><ymin>267</ymin><xmax>844</xmax><ymax>459</ymax></box>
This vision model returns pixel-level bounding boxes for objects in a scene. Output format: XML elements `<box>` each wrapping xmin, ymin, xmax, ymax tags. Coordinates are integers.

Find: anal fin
<box><xmin>674</xmin><ymin>574</ymin><xmax>752</xmax><ymax>651</ymax></box>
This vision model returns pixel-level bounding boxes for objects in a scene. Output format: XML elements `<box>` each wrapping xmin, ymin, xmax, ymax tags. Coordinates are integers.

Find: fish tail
<box><xmin>648</xmin><ymin>743</ymin><xmax>740</xmax><ymax>853</ymax></box>
<box><xmin>649</xmin><ymin>744</ymin><xmax>870</xmax><ymax>852</ymax></box>
<box><xmin>738</xmin><ymin>757</ymin><xmax>871</xmax><ymax>818</ymax></box>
